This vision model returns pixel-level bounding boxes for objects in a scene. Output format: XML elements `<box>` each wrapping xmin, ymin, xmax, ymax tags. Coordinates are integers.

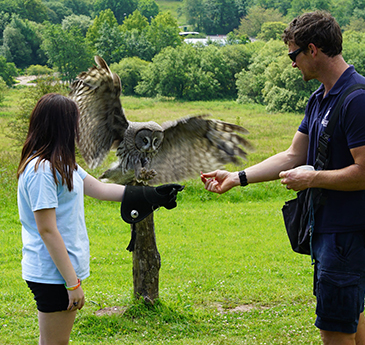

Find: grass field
<box><xmin>156</xmin><ymin>0</ymin><xmax>188</xmax><ymax>28</ymax></box>
<box><xmin>0</xmin><ymin>87</ymin><xmax>322</xmax><ymax>344</ymax></box>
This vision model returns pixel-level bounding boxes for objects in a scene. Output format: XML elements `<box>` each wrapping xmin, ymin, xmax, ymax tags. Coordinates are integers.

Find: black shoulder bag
<box><xmin>282</xmin><ymin>83</ymin><xmax>365</xmax><ymax>257</ymax></box>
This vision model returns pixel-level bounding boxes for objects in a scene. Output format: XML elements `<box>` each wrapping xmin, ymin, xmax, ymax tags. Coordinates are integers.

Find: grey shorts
<box><xmin>313</xmin><ymin>231</ymin><xmax>365</xmax><ymax>334</ymax></box>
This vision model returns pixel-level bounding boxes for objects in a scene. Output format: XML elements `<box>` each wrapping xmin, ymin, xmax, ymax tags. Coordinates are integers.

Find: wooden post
<box><xmin>131</xmin><ymin>212</ymin><xmax>161</xmax><ymax>303</ymax></box>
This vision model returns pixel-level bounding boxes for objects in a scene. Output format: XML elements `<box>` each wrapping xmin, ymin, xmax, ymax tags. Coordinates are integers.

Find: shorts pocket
<box><xmin>316</xmin><ymin>270</ymin><xmax>360</xmax><ymax>323</ymax></box>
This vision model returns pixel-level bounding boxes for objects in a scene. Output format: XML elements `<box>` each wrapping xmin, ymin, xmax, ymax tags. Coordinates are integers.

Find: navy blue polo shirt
<box><xmin>298</xmin><ymin>65</ymin><xmax>365</xmax><ymax>233</ymax></box>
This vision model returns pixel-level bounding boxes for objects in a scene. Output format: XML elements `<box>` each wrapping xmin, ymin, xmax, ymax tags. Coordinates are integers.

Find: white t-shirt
<box><xmin>17</xmin><ymin>158</ymin><xmax>90</xmax><ymax>284</ymax></box>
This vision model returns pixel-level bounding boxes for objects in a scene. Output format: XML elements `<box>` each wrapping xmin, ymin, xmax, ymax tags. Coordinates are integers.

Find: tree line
<box><xmin>1</xmin><ymin>0</ymin><xmax>365</xmax><ymax>113</ymax></box>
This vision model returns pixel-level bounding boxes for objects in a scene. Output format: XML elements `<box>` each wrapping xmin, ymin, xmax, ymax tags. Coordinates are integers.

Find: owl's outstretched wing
<box><xmin>149</xmin><ymin>115</ymin><xmax>253</xmax><ymax>185</ymax></box>
<box><xmin>69</xmin><ymin>56</ymin><xmax>128</xmax><ymax>169</ymax></box>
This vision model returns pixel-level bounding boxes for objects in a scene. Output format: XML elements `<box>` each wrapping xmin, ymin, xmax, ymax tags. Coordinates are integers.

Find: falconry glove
<box><xmin>121</xmin><ymin>184</ymin><xmax>185</xmax><ymax>224</ymax></box>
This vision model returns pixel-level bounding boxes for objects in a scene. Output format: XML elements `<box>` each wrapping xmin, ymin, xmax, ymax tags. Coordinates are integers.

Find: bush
<box><xmin>0</xmin><ymin>76</ymin><xmax>7</xmax><ymax>105</ymax></box>
<box><xmin>236</xmin><ymin>40</ymin><xmax>276</xmax><ymax>105</ymax></box>
<box><xmin>25</xmin><ymin>65</ymin><xmax>54</xmax><ymax>76</ymax></box>
<box><xmin>110</xmin><ymin>57</ymin><xmax>149</xmax><ymax>95</ymax></box>
<box><xmin>343</xmin><ymin>30</ymin><xmax>365</xmax><ymax>77</ymax></box>
<box><xmin>263</xmin><ymin>55</ymin><xmax>319</xmax><ymax>113</ymax></box>
<box><xmin>236</xmin><ymin>39</ymin><xmax>319</xmax><ymax>112</ymax></box>
<box><xmin>136</xmin><ymin>43</ymin><xmax>254</xmax><ymax>100</ymax></box>
<box><xmin>0</xmin><ymin>56</ymin><xmax>17</xmax><ymax>87</ymax></box>
<box><xmin>7</xmin><ymin>76</ymin><xmax>68</xmax><ymax>145</ymax></box>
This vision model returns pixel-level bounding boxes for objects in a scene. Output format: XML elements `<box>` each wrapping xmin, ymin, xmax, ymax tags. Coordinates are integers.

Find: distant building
<box><xmin>179</xmin><ymin>31</ymin><xmax>200</xmax><ymax>36</ymax></box>
<box><xmin>184</xmin><ymin>35</ymin><xmax>227</xmax><ymax>46</ymax></box>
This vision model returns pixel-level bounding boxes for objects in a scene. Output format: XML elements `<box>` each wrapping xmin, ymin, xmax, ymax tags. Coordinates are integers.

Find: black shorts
<box><xmin>26</xmin><ymin>281</ymin><xmax>69</xmax><ymax>313</ymax></box>
<box><xmin>313</xmin><ymin>231</ymin><xmax>365</xmax><ymax>334</ymax></box>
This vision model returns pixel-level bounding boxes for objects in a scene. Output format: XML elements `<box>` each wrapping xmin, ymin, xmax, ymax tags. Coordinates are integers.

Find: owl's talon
<box><xmin>138</xmin><ymin>168</ymin><xmax>157</xmax><ymax>181</ymax></box>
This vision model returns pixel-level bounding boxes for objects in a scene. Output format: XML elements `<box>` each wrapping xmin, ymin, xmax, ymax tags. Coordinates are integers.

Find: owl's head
<box><xmin>133</xmin><ymin>121</ymin><xmax>164</xmax><ymax>154</ymax></box>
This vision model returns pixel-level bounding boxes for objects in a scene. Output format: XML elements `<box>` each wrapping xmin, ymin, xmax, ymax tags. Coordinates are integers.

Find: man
<box><xmin>201</xmin><ymin>11</ymin><xmax>365</xmax><ymax>345</ymax></box>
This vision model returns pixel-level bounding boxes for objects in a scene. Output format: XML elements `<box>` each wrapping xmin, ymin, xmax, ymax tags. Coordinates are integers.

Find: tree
<box><xmin>263</xmin><ymin>55</ymin><xmax>318</xmax><ymax>112</ymax></box>
<box><xmin>202</xmin><ymin>0</ymin><xmax>243</xmax><ymax>34</ymax></box>
<box><xmin>62</xmin><ymin>14</ymin><xmax>93</xmax><ymax>37</ymax></box>
<box><xmin>0</xmin><ymin>16</ymin><xmax>46</xmax><ymax>69</ymax></box>
<box><xmin>235</xmin><ymin>39</ymin><xmax>319</xmax><ymax>112</ymax></box>
<box><xmin>226</xmin><ymin>31</ymin><xmax>250</xmax><ymax>45</ymax></box>
<box><xmin>343</xmin><ymin>31</ymin><xmax>365</xmax><ymax>77</ymax></box>
<box><xmin>120</xmin><ymin>28</ymin><xmax>154</xmax><ymax>61</ymax></box>
<box><xmin>86</xmin><ymin>9</ymin><xmax>119</xmax><ymax>46</ymax></box>
<box><xmin>0</xmin><ymin>11</ymin><xmax>11</xmax><ymax>44</ymax></box>
<box><xmin>94</xmin><ymin>21</ymin><xmax>124</xmax><ymax>64</ymax></box>
<box><xmin>22</xmin><ymin>0</ymin><xmax>48</xmax><ymax>23</ymax></box>
<box><xmin>110</xmin><ymin>56</ymin><xmax>149</xmax><ymax>95</ymax></box>
<box><xmin>1</xmin><ymin>22</ymin><xmax>32</xmax><ymax>69</ymax></box>
<box><xmin>93</xmin><ymin>0</ymin><xmax>138</xmax><ymax>24</ymax></box>
<box><xmin>7</xmin><ymin>75</ymin><xmax>69</xmax><ymax>146</ymax></box>
<box><xmin>179</xmin><ymin>0</ymin><xmax>205</xmax><ymax>32</ymax></box>
<box><xmin>42</xmin><ymin>23</ymin><xmax>94</xmax><ymax>82</ymax></box>
<box><xmin>257</xmin><ymin>22</ymin><xmax>288</xmax><ymax>41</ymax></box>
<box><xmin>145</xmin><ymin>12</ymin><xmax>182</xmax><ymax>56</ymax></box>
<box><xmin>136</xmin><ymin>44</ymin><xmax>199</xmax><ymax>98</ymax></box>
<box><xmin>181</xmin><ymin>0</ymin><xmax>247</xmax><ymax>35</ymax></box>
<box><xmin>136</xmin><ymin>44</ymin><xmax>232</xmax><ymax>100</ymax></box>
<box><xmin>236</xmin><ymin>40</ymin><xmax>283</xmax><ymax>104</ymax></box>
<box><xmin>236</xmin><ymin>6</ymin><xmax>283</xmax><ymax>38</ymax></box>
<box><xmin>331</xmin><ymin>0</ymin><xmax>353</xmax><ymax>28</ymax></box>
<box><xmin>254</xmin><ymin>0</ymin><xmax>292</xmax><ymax>16</ymax></box>
<box><xmin>121</xmin><ymin>10</ymin><xmax>149</xmax><ymax>33</ymax></box>
<box><xmin>344</xmin><ymin>17</ymin><xmax>365</xmax><ymax>32</ymax></box>
<box><xmin>63</xmin><ymin>0</ymin><xmax>92</xmax><ymax>16</ymax></box>
<box><xmin>220</xmin><ymin>44</ymin><xmax>254</xmax><ymax>96</ymax></box>
<box><xmin>137</xmin><ymin>0</ymin><xmax>159</xmax><ymax>21</ymax></box>
<box><xmin>43</xmin><ymin>1</ymin><xmax>73</xmax><ymax>24</ymax></box>
<box><xmin>286</xmin><ymin>0</ymin><xmax>331</xmax><ymax>19</ymax></box>
<box><xmin>0</xmin><ymin>0</ymin><xmax>18</xmax><ymax>16</ymax></box>
<box><xmin>0</xmin><ymin>55</ymin><xmax>17</xmax><ymax>86</ymax></box>
<box><xmin>0</xmin><ymin>76</ymin><xmax>7</xmax><ymax>106</ymax></box>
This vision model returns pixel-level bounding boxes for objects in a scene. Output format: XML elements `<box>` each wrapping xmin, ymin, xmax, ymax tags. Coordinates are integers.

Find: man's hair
<box><xmin>282</xmin><ymin>11</ymin><xmax>342</xmax><ymax>57</ymax></box>
<box><xmin>17</xmin><ymin>93</ymin><xmax>80</xmax><ymax>191</ymax></box>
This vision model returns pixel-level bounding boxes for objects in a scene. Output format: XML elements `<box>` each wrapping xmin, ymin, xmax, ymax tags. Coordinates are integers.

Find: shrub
<box><xmin>7</xmin><ymin>76</ymin><xmax>68</xmax><ymax>145</ymax></box>
<box><xmin>110</xmin><ymin>57</ymin><xmax>149</xmax><ymax>95</ymax></box>
<box><xmin>25</xmin><ymin>65</ymin><xmax>54</xmax><ymax>76</ymax></box>
<box><xmin>0</xmin><ymin>76</ymin><xmax>7</xmax><ymax>105</ymax></box>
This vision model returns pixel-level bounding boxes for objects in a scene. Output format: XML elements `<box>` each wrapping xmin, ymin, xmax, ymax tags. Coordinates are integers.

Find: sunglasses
<box><xmin>288</xmin><ymin>47</ymin><xmax>304</xmax><ymax>62</ymax></box>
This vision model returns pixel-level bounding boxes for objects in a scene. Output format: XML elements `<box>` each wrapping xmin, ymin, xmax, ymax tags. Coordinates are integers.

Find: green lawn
<box><xmin>0</xmin><ymin>88</ymin><xmax>321</xmax><ymax>344</ymax></box>
<box><xmin>156</xmin><ymin>0</ymin><xmax>187</xmax><ymax>27</ymax></box>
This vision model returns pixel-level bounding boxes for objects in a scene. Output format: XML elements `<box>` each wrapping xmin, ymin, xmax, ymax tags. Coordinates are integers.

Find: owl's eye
<box><xmin>143</xmin><ymin>137</ymin><xmax>150</xmax><ymax>145</ymax></box>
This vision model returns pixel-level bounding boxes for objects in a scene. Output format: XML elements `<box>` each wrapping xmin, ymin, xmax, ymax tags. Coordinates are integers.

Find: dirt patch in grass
<box><xmin>95</xmin><ymin>306</ymin><xmax>127</xmax><ymax>316</ymax></box>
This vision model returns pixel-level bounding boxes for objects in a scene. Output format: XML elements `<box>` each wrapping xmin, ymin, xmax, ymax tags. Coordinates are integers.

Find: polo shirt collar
<box><xmin>314</xmin><ymin>65</ymin><xmax>355</xmax><ymax>102</ymax></box>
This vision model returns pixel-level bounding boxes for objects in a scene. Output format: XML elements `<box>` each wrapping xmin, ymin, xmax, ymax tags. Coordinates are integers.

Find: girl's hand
<box><xmin>67</xmin><ymin>286</ymin><xmax>85</xmax><ymax>311</ymax></box>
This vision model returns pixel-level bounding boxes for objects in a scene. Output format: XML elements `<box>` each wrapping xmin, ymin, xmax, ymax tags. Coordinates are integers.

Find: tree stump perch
<box><xmin>131</xmin><ymin>212</ymin><xmax>161</xmax><ymax>303</ymax></box>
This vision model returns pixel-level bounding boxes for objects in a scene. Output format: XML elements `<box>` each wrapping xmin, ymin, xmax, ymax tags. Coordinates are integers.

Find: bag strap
<box><xmin>314</xmin><ymin>83</ymin><xmax>365</xmax><ymax>170</ymax></box>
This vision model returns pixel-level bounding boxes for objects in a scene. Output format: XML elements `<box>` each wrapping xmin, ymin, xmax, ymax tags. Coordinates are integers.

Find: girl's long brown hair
<box><xmin>17</xmin><ymin>93</ymin><xmax>80</xmax><ymax>191</ymax></box>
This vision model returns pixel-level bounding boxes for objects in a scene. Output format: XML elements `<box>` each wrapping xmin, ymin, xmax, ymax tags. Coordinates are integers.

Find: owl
<box><xmin>69</xmin><ymin>56</ymin><xmax>253</xmax><ymax>185</ymax></box>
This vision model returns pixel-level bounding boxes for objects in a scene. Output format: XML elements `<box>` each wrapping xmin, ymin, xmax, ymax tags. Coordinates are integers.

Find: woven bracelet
<box><xmin>65</xmin><ymin>278</ymin><xmax>81</xmax><ymax>291</ymax></box>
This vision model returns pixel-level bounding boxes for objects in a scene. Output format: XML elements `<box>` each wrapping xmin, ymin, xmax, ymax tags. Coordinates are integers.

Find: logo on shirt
<box><xmin>321</xmin><ymin>108</ymin><xmax>331</xmax><ymax>127</ymax></box>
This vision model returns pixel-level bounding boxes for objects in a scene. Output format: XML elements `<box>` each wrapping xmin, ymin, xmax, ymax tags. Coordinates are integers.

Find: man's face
<box><xmin>288</xmin><ymin>42</ymin><xmax>313</xmax><ymax>82</ymax></box>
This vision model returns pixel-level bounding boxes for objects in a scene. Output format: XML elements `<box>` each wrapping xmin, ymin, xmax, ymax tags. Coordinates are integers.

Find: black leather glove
<box><xmin>121</xmin><ymin>184</ymin><xmax>184</xmax><ymax>224</ymax></box>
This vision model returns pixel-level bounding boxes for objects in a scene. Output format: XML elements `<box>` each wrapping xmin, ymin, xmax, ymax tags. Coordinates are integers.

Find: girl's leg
<box><xmin>38</xmin><ymin>310</ymin><xmax>77</xmax><ymax>345</ymax></box>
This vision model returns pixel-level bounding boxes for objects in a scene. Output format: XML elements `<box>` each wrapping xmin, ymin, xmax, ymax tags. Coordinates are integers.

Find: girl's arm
<box><xmin>34</xmin><ymin>208</ymin><xmax>85</xmax><ymax>311</ymax></box>
<box><xmin>83</xmin><ymin>174</ymin><xmax>125</xmax><ymax>201</ymax></box>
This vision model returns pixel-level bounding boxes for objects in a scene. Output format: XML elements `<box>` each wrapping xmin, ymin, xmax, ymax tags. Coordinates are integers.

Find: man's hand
<box><xmin>279</xmin><ymin>166</ymin><xmax>317</xmax><ymax>191</ymax></box>
<box><xmin>200</xmin><ymin>170</ymin><xmax>239</xmax><ymax>194</ymax></box>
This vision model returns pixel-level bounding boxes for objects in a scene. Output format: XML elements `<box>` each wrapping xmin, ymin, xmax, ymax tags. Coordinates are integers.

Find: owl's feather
<box><xmin>69</xmin><ymin>56</ymin><xmax>129</xmax><ymax>169</ymax></box>
<box><xmin>149</xmin><ymin>115</ymin><xmax>252</xmax><ymax>184</ymax></box>
<box><xmin>70</xmin><ymin>56</ymin><xmax>253</xmax><ymax>185</ymax></box>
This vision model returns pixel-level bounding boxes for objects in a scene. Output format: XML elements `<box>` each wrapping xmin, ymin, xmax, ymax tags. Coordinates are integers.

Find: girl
<box><xmin>17</xmin><ymin>93</ymin><xmax>181</xmax><ymax>344</ymax></box>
